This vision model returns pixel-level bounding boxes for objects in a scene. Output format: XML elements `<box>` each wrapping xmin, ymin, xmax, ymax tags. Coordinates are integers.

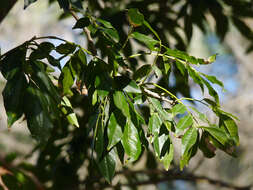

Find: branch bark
<box><xmin>0</xmin><ymin>0</ymin><xmax>18</xmax><ymax>24</ymax></box>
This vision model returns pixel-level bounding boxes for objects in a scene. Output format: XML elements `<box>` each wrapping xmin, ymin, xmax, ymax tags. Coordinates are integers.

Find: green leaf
<box><xmin>186</xmin><ymin>65</ymin><xmax>204</xmax><ymax>92</ymax></box>
<box><xmin>131</xmin><ymin>32</ymin><xmax>159</xmax><ymax>50</ymax></box>
<box><xmin>60</xmin><ymin>63</ymin><xmax>74</xmax><ymax>95</ymax></box>
<box><xmin>148</xmin><ymin>97</ymin><xmax>172</xmax><ymax>121</ymax></box>
<box><xmin>122</xmin><ymin>120</ymin><xmax>142</xmax><ymax>162</ymax></box>
<box><xmin>207</xmin><ymin>54</ymin><xmax>217</xmax><ymax>64</ymax></box>
<box><xmin>47</xmin><ymin>55</ymin><xmax>60</xmax><ymax>68</ymax></box>
<box><xmin>180</xmin><ymin>142</ymin><xmax>198</xmax><ymax>170</ymax></box>
<box><xmin>133</xmin><ymin>64</ymin><xmax>152</xmax><ymax>81</ymax></box>
<box><xmin>61</xmin><ymin>96</ymin><xmax>79</xmax><ymax>128</ymax></box>
<box><xmin>57</xmin><ymin>0</ymin><xmax>70</xmax><ymax>11</ymax></box>
<box><xmin>152</xmin><ymin>65</ymin><xmax>162</xmax><ymax>78</ymax></box>
<box><xmin>176</xmin><ymin>114</ymin><xmax>193</xmax><ymax>134</ymax></box>
<box><xmin>162</xmin><ymin>141</ymin><xmax>174</xmax><ymax>170</ymax></box>
<box><xmin>24</xmin><ymin>0</ymin><xmax>37</xmax><ymax>9</ymax></box>
<box><xmin>72</xmin><ymin>17</ymin><xmax>90</xmax><ymax>29</ymax></box>
<box><xmin>1</xmin><ymin>47</ymin><xmax>26</xmax><ymax>81</ymax></box>
<box><xmin>201</xmin><ymin>73</ymin><xmax>224</xmax><ymax>89</ymax></box>
<box><xmin>148</xmin><ymin>113</ymin><xmax>162</xmax><ymax>137</ymax></box>
<box><xmin>102</xmin><ymin>28</ymin><xmax>119</xmax><ymax>43</ymax></box>
<box><xmin>171</xmin><ymin>104</ymin><xmax>187</xmax><ymax>117</ymax></box>
<box><xmin>128</xmin><ymin>8</ymin><xmax>144</xmax><ymax>27</ymax></box>
<box><xmin>107</xmin><ymin>113</ymin><xmax>123</xmax><ymax>150</ymax></box>
<box><xmin>200</xmin><ymin>126</ymin><xmax>229</xmax><ymax>146</ymax></box>
<box><xmin>98</xmin><ymin>150</ymin><xmax>116</xmax><ymax>183</ymax></box>
<box><xmin>222</xmin><ymin>115</ymin><xmax>239</xmax><ymax>145</ymax></box>
<box><xmin>24</xmin><ymin>86</ymin><xmax>54</xmax><ymax>143</ymax></box>
<box><xmin>175</xmin><ymin>61</ymin><xmax>186</xmax><ymax>76</ymax></box>
<box><xmin>95</xmin><ymin>120</ymin><xmax>104</xmax><ymax>159</ymax></box>
<box><xmin>181</xmin><ymin>127</ymin><xmax>198</xmax><ymax>156</ymax></box>
<box><xmin>113</xmin><ymin>91</ymin><xmax>130</xmax><ymax>118</ymax></box>
<box><xmin>97</xmin><ymin>18</ymin><xmax>114</xmax><ymax>29</ymax></box>
<box><xmin>38</xmin><ymin>42</ymin><xmax>55</xmax><ymax>55</ymax></box>
<box><xmin>202</xmin><ymin>79</ymin><xmax>219</xmax><ymax>104</ymax></box>
<box><xmin>190</xmin><ymin>106</ymin><xmax>209</xmax><ymax>123</ymax></box>
<box><xmin>66</xmin><ymin>113</ymin><xmax>79</xmax><ymax>128</ymax></box>
<box><xmin>56</xmin><ymin>43</ymin><xmax>76</xmax><ymax>54</ymax></box>
<box><xmin>143</xmin><ymin>20</ymin><xmax>161</xmax><ymax>41</ymax></box>
<box><xmin>153</xmin><ymin>134</ymin><xmax>169</xmax><ymax>158</ymax></box>
<box><xmin>78</xmin><ymin>49</ymin><xmax>87</xmax><ymax>65</ymax></box>
<box><xmin>123</xmin><ymin>80</ymin><xmax>141</xmax><ymax>94</ymax></box>
<box><xmin>2</xmin><ymin>72</ymin><xmax>27</xmax><ymax>127</ymax></box>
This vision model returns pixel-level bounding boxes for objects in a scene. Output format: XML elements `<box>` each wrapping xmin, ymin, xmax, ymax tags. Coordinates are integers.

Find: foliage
<box><xmin>0</xmin><ymin>0</ymin><xmax>245</xmax><ymax>189</ymax></box>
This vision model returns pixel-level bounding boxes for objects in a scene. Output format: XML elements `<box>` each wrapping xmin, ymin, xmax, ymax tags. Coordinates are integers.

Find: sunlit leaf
<box><xmin>122</xmin><ymin>120</ymin><xmax>142</xmax><ymax>162</ymax></box>
<box><xmin>176</xmin><ymin>114</ymin><xmax>193</xmax><ymax>134</ymax></box>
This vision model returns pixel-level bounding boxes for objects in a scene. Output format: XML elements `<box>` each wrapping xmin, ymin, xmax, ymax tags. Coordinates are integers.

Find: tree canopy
<box><xmin>0</xmin><ymin>0</ymin><xmax>251</xmax><ymax>189</ymax></box>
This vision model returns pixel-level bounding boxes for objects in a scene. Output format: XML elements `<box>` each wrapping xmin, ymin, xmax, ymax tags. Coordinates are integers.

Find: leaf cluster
<box><xmin>0</xmin><ymin>1</ymin><xmax>241</xmax><ymax>189</ymax></box>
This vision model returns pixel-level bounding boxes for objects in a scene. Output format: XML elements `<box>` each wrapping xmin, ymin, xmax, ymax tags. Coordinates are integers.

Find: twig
<box><xmin>142</xmin><ymin>88</ymin><xmax>174</xmax><ymax>105</ymax></box>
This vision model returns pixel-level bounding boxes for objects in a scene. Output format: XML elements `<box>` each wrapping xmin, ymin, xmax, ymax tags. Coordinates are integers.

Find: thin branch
<box><xmin>142</xmin><ymin>88</ymin><xmax>174</xmax><ymax>105</ymax></box>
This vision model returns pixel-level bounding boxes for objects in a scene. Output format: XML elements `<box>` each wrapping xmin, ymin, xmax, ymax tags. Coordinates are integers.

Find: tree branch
<box><xmin>115</xmin><ymin>169</ymin><xmax>252</xmax><ymax>190</ymax></box>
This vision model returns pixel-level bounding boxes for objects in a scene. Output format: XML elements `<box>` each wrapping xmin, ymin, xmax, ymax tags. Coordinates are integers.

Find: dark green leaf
<box><xmin>73</xmin><ymin>17</ymin><xmax>90</xmax><ymax>29</ymax></box>
<box><xmin>122</xmin><ymin>120</ymin><xmax>142</xmax><ymax>162</ymax></box>
<box><xmin>57</xmin><ymin>0</ymin><xmax>70</xmax><ymax>11</ymax></box>
<box><xmin>24</xmin><ymin>86</ymin><xmax>54</xmax><ymax>143</ymax></box>
<box><xmin>143</xmin><ymin>20</ymin><xmax>161</xmax><ymax>41</ymax></box>
<box><xmin>78</xmin><ymin>49</ymin><xmax>87</xmax><ymax>65</ymax></box>
<box><xmin>128</xmin><ymin>8</ymin><xmax>144</xmax><ymax>27</ymax></box>
<box><xmin>39</xmin><ymin>42</ymin><xmax>55</xmax><ymax>53</ymax></box>
<box><xmin>107</xmin><ymin>113</ymin><xmax>123</xmax><ymax>150</ymax></box>
<box><xmin>98</xmin><ymin>150</ymin><xmax>116</xmax><ymax>183</ymax></box>
<box><xmin>24</xmin><ymin>0</ymin><xmax>37</xmax><ymax>9</ymax></box>
<box><xmin>133</xmin><ymin>64</ymin><xmax>152</xmax><ymax>81</ymax></box>
<box><xmin>2</xmin><ymin>72</ymin><xmax>27</xmax><ymax>127</ymax></box>
<box><xmin>95</xmin><ymin>119</ymin><xmax>104</xmax><ymax>159</ymax></box>
<box><xmin>56</xmin><ymin>43</ymin><xmax>76</xmax><ymax>54</ymax></box>
<box><xmin>60</xmin><ymin>64</ymin><xmax>74</xmax><ymax>95</ymax></box>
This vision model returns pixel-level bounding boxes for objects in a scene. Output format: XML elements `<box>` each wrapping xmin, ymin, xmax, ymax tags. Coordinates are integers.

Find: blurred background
<box><xmin>1</xmin><ymin>1</ymin><xmax>253</xmax><ymax>189</ymax></box>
